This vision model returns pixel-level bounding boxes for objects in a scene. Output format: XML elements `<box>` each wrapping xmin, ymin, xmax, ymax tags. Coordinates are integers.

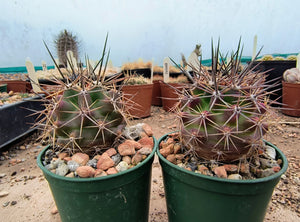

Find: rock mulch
<box><xmin>41</xmin><ymin>123</ymin><xmax>154</xmax><ymax>178</ymax></box>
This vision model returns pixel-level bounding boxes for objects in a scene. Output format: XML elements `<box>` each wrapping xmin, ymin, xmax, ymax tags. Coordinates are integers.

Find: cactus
<box><xmin>174</xmin><ymin>39</ymin><xmax>275</xmax><ymax>162</ymax></box>
<box><xmin>55</xmin><ymin>29</ymin><xmax>79</xmax><ymax>67</ymax></box>
<box><xmin>39</xmin><ymin>35</ymin><xmax>126</xmax><ymax>154</ymax></box>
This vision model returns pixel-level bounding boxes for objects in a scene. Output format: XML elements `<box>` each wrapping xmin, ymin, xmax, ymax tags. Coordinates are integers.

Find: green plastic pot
<box><xmin>37</xmin><ymin>137</ymin><xmax>157</xmax><ymax>222</ymax></box>
<box><xmin>157</xmin><ymin>133</ymin><xmax>288</xmax><ymax>222</ymax></box>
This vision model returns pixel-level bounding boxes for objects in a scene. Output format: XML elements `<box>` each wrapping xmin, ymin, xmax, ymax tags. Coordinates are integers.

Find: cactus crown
<box><xmin>38</xmin><ymin>34</ymin><xmax>127</xmax><ymax>154</ymax></box>
<box><xmin>175</xmin><ymin>39</ymin><xmax>275</xmax><ymax>162</ymax></box>
<box><xmin>55</xmin><ymin>29</ymin><xmax>79</xmax><ymax>67</ymax></box>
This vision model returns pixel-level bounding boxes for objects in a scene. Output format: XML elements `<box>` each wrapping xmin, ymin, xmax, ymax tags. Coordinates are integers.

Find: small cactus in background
<box><xmin>175</xmin><ymin>39</ymin><xmax>275</xmax><ymax>162</ymax></box>
<box><xmin>283</xmin><ymin>68</ymin><xmax>300</xmax><ymax>83</ymax></box>
<box><xmin>55</xmin><ymin>29</ymin><xmax>79</xmax><ymax>67</ymax></box>
<box><xmin>39</xmin><ymin>35</ymin><xmax>126</xmax><ymax>154</ymax></box>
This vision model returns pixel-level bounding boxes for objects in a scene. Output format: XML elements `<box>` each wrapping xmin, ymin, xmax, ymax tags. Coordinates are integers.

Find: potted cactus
<box><xmin>282</xmin><ymin>68</ymin><xmax>300</xmax><ymax>116</ymax></box>
<box><xmin>157</xmin><ymin>40</ymin><xmax>288</xmax><ymax>222</ymax></box>
<box><xmin>36</xmin><ymin>35</ymin><xmax>156</xmax><ymax>222</ymax></box>
<box><xmin>121</xmin><ymin>73</ymin><xmax>153</xmax><ymax>118</ymax></box>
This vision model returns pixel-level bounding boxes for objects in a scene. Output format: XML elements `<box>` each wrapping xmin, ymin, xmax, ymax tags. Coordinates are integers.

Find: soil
<box><xmin>0</xmin><ymin>106</ymin><xmax>299</xmax><ymax>222</ymax></box>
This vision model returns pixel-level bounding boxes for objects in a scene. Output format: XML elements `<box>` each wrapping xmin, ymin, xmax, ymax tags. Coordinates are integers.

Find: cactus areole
<box><xmin>176</xmin><ymin>40</ymin><xmax>274</xmax><ymax>162</ymax></box>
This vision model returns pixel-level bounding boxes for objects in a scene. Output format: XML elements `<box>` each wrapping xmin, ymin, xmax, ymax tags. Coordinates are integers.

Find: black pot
<box><xmin>0</xmin><ymin>96</ymin><xmax>44</xmax><ymax>149</ymax></box>
<box><xmin>249</xmin><ymin>60</ymin><xmax>296</xmax><ymax>105</ymax></box>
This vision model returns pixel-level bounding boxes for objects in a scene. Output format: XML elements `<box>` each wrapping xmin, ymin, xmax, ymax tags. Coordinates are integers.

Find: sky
<box><xmin>0</xmin><ymin>0</ymin><xmax>299</xmax><ymax>67</ymax></box>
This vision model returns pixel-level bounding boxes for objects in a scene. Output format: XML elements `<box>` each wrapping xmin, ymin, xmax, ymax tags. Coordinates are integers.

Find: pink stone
<box><xmin>223</xmin><ymin>164</ymin><xmax>238</xmax><ymax>173</ymax></box>
<box><xmin>72</xmin><ymin>153</ymin><xmax>89</xmax><ymax>166</ymax></box>
<box><xmin>272</xmin><ymin>166</ymin><xmax>281</xmax><ymax>172</ymax></box>
<box><xmin>106</xmin><ymin>167</ymin><xmax>118</xmax><ymax>175</ymax></box>
<box><xmin>76</xmin><ymin>166</ymin><xmax>96</xmax><ymax>178</ymax></box>
<box><xmin>214</xmin><ymin>166</ymin><xmax>227</xmax><ymax>178</ymax></box>
<box><xmin>94</xmin><ymin>169</ymin><xmax>107</xmax><ymax>177</ymax></box>
<box><xmin>159</xmin><ymin>144</ymin><xmax>174</xmax><ymax>157</ymax></box>
<box><xmin>132</xmin><ymin>152</ymin><xmax>143</xmax><ymax>165</ymax></box>
<box><xmin>166</xmin><ymin>154</ymin><xmax>176</xmax><ymax>164</ymax></box>
<box><xmin>124</xmin><ymin>140</ymin><xmax>142</xmax><ymax>150</ymax></box>
<box><xmin>117</xmin><ymin>143</ymin><xmax>136</xmax><ymax>156</ymax></box>
<box><xmin>97</xmin><ymin>153</ymin><xmax>115</xmax><ymax>170</ymax></box>
<box><xmin>142</xmin><ymin>123</ymin><xmax>153</xmax><ymax>136</ymax></box>
<box><xmin>175</xmin><ymin>154</ymin><xmax>184</xmax><ymax>160</ymax></box>
<box><xmin>105</xmin><ymin>148</ymin><xmax>117</xmax><ymax>157</ymax></box>
<box><xmin>138</xmin><ymin>136</ymin><xmax>154</xmax><ymax>149</ymax></box>
<box><xmin>122</xmin><ymin>156</ymin><xmax>132</xmax><ymax>165</ymax></box>
<box><xmin>173</xmin><ymin>143</ymin><xmax>181</xmax><ymax>154</ymax></box>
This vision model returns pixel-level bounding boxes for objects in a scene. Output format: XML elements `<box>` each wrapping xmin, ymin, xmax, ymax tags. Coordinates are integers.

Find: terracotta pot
<box><xmin>152</xmin><ymin>80</ymin><xmax>162</xmax><ymax>106</ymax></box>
<box><xmin>122</xmin><ymin>84</ymin><xmax>153</xmax><ymax>118</ymax></box>
<box><xmin>282</xmin><ymin>81</ymin><xmax>300</xmax><ymax>117</ymax></box>
<box><xmin>160</xmin><ymin>82</ymin><xmax>185</xmax><ymax>112</ymax></box>
<box><xmin>0</xmin><ymin>80</ymin><xmax>31</xmax><ymax>93</ymax></box>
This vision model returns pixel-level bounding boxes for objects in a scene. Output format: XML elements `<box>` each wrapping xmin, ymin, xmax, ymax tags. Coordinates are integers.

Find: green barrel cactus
<box><xmin>39</xmin><ymin>35</ymin><xmax>126</xmax><ymax>154</ymax></box>
<box><xmin>175</xmin><ymin>40</ymin><xmax>274</xmax><ymax>162</ymax></box>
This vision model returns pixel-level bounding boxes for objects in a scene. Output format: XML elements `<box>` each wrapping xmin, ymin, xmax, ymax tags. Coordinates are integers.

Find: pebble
<box><xmin>223</xmin><ymin>164</ymin><xmax>238</xmax><ymax>173</ymax></box>
<box><xmin>138</xmin><ymin>147</ymin><xmax>152</xmax><ymax>155</ymax></box>
<box><xmin>86</xmin><ymin>159</ymin><xmax>98</xmax><ymax>168</ymax></box>
<box><xmin>132</xmin><ymin>153</ymin><xmax>143</xmax><ymax>165</ymax></box>
<box><xmin>72</xmin><ymin>153</ymin><xmax>89</xmax><ymax>166</ymax></box>
<box><xmin>67</xmin><ymin>160</ymin><xmax>80</xmax><ymax>172</ymax></box>
<box><xmin>105</xmin><ymin>148</ymin><xmax>117</xmax><ymax>157</ymax></box>
<box><xmin>265</xmin><ymin>145</ymin><xmax>276</xmax><ymax>159</ymax></box>
<box><xmin>260</xmin><ymin>158</ymin><xmax>279</xmax><ymax>169</ymax></box>
<box><xmin>106</xmin><ymin>167</ymin><xmax>118</xmax><ymax>175</ymax></box>
<box><xmin>56</xmin><ymin>163</ymin><xmax>69</xmax><ymax>176</ymax></box>
<box><xmin>97</xmin><ymin>153</ymin><xmax>115</xmax><ymax>170</ymax></box>
<box><xmin>0</xmin><ymin>190</ymin><xmax>9</xmax><ymax>197</ymax></box>
<box><xmin>122</xmin><ymin>156</ymin><xmax>132</xmax><ymax>165</ymax></box>
<box><xmin>51</xmin><ymin>206</ymin><xmax>58</xmax><ymax>214</ymax></box>
<box><xmin>10</xmin><ymin>200</ymin><xmax>17</xmax><ymax>205</ymax></box>
<box><xmin>173</xmin><ymin>143</ymin><xmax>181</xmax><ymax>154</ymax></box>
<box><xmin>257</xmin><ymin>168</ymin><xmax>277</xmax><ymax>178</ymax></box>
<box><xmin>166</xmin><ymin>154</ymin><xmax>176</xmax><ymax>164</ymax></box>
<box><xmin>117</xmin><ymin>143</ymin><xmax>136</xmax><ymax>156</ymax></box>
<box><xmin>0</xmin><ymin>173</ymin><xmax>6</xmax><ymax>178</ymax></box>
<box><xmin>197</xmin><ymin>165</ymin><xmax>211</xmax><ymax>176</ymax></box>
<box><xmin>2</xmin><ymin>201</ymin><xmax>10</xmax><ymax>207</ymax></box>
<box><xmin>228</xmin><ymin>174</ymin><xmax>242</xmax><ymax>180</ymax></box>
<box><xmin>116</xmin><ymin>161</ymin><xmax>129</xmax><ymax>172</ymax></box>
<box><xmin>65</xmin><ymin>172</ymin><xmax>75</xmax><ymax>178</ymax></box>
<box><xmin>111</xmin><ymin>154</ymin><xmax>122</xmax><ymax>165</ymax></box>
<box><xmin>94</xmin><ymin>169</ymin><xmax>107</xmax><ymax>177</ymax></box>
<box><xmin>138</xmin><ymin>136</ymin><xmax>154</xmax><ymax>149</ymax></box>
<box><xmin>76</xmin><ymin>166</ymin><xmax>95</xmax><ymax>178</ymax></box>
<box><xmin>142</xmin><ymin>123</ymin><xmax>153</xmax><ymax>136</ymax></box>
<box><xmin>159</xmin><ymin>144</ymin><xmax>174</xmax><ymax>157</ymax></box>
<box><xmin>213</xmin><ymin>166</ymin><xmax>227</xmax><ymax>178</ymax></box>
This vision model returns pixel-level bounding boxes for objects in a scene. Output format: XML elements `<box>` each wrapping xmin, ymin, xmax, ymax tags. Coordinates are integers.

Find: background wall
<box><xmin>0</xmin><ymin>0</ymin><xmax>299</xmax><ymax>67</ymax></box>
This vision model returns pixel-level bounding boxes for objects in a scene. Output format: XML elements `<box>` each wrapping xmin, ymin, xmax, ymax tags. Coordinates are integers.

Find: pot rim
<box><xmin>157</xmin><ymin>132</ymin><xmax>288</xmax><ymax>184</ymax></box>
